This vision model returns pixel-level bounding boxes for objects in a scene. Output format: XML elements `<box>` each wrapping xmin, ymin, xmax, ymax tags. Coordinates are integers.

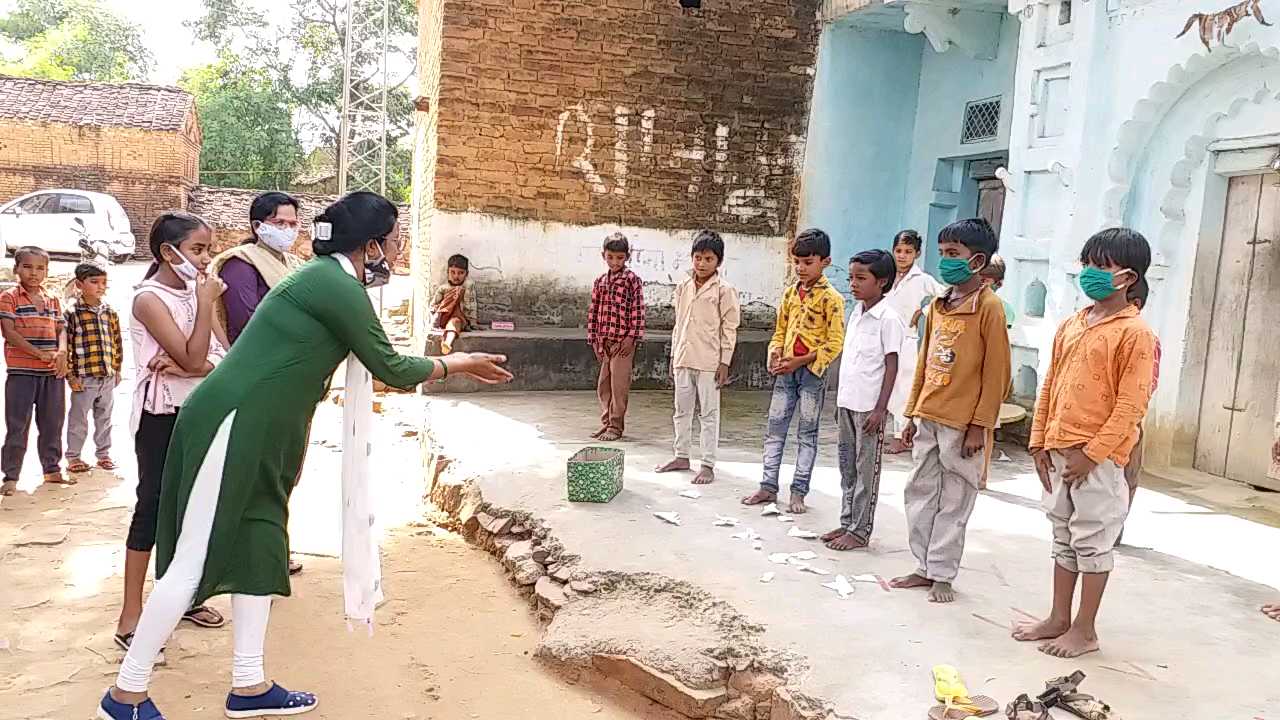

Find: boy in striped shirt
<box><xmin>0</xmin><ymin>247</ymin><xmax>69</xmax><ymax>494</ymax></box>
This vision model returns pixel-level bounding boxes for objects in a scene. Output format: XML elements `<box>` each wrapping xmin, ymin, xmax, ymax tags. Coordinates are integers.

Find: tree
<box><xmin>180</xmin><ymin>52</ymin><xmax>305</xmax><ymax>192</ymax></box>
<box><xmin>0</xmin><ymin>0</ymin><xmax>153</xmax><ymax>82</ymax></box>
<box><xmin>190</xmin><ymin>0</ymin><xmax>417</xmax><ymax>201</ymax></box>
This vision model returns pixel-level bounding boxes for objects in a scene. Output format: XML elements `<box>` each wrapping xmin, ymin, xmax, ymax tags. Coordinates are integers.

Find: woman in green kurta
<box><xmin>100</xmin><ymin>193</ymin><xmax>511</xmax><ymax>720</ymax></box>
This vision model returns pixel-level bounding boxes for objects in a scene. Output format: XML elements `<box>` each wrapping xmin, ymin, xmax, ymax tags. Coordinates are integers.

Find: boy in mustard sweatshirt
<box><xmin>891</xmin><ymin>219</ymin><xmax>1010</xmax><ymax>603</ymax></box>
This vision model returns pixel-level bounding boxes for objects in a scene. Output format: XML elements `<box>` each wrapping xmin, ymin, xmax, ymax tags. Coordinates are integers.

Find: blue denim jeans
<box><xmin>760</xmin><ymin>366</ymin><xmax>827</xmax><ymax>496</ymax></box>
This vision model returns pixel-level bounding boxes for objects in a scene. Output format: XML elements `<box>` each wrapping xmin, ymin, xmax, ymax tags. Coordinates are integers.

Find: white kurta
<box><xmin>885</xmin><ymin>264</ymin><xmax>944</xmax><ymax>425</ymax></box>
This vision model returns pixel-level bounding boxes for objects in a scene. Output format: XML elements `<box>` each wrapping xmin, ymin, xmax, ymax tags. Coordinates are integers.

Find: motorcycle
<box><xmin>74</xmin><ymin>217</ymin><xmax>114</xmax><ymax>267</ymax></box>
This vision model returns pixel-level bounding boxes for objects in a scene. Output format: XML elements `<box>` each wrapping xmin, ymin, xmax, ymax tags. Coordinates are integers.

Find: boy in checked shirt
<box><xmin>64</xmin><ymin>263</ymin><xmax>123</xmax><ymax>475</ymax></box>
<box><xmin>586</xmin><ymin>232</ymin><xmax>646</xmax><ymax>442</ymax></box>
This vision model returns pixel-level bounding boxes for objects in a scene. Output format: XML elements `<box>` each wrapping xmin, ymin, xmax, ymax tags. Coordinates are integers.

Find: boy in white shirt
<box><xmin>883</xmin><ymin>230</ymin><xmax>943</xmax><ymax>455</ymax></box>
<box><xmin>823</xmin><ymin>249</ymin><xmax>905</xmax><ymax>550</ymax></box>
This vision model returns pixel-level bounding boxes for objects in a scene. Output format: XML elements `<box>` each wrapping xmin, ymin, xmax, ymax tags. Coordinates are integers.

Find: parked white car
<box><xmin>0</xmin><ymin>190</ymin><xmax>137</xmax><ymax>262</ymax></box>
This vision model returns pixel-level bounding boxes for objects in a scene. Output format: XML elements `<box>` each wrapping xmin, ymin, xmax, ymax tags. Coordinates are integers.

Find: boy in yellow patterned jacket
<box><xmin>742</xmin><ymin>229</ymin><xmax>845</xmax><ymax>514</ymax></box>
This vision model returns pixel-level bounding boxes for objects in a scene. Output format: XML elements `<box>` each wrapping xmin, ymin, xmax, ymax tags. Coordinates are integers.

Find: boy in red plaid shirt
<box><xmin>587</xmin><ymin>233</ymin><xmax>645</xmax><ymax>441</ymax></box>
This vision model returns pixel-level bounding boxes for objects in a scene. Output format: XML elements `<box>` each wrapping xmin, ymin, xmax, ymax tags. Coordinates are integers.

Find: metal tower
<box><xmin>337</xmin><ymin>0</ymin><xmax>391</xmax><ymax>196</ymax></box>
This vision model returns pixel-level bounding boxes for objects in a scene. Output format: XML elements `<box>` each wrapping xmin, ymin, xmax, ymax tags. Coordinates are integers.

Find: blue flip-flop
<box><xmin>225</xmin><ymin>683</ymin><xmax>318</xmax><ymax>718</ymax></box>
<box><xmin>97</xmin><ymin>689</ymin><xmax>166</xmax><ymax>720</ymax></box>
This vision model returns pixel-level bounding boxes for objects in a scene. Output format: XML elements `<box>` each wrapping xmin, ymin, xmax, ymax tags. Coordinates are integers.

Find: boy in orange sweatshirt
<box><xmin>1014</xmin><ymin>228</ymin><xmax>1157</xmax><ymax>658</ymax></box>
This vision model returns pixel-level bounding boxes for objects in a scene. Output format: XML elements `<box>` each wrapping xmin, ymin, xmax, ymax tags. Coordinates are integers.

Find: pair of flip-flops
<box><xmin>1005</xmin><ymin>672</ymin><xmax>1119</xmax><ymax>720</ymax></box>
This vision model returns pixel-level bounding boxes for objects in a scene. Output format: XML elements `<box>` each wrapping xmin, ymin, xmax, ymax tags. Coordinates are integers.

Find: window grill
<box><xmin>961</xmin><ymin>97</ymin><xmax>1001</xmax><ymax>144</ymax></box>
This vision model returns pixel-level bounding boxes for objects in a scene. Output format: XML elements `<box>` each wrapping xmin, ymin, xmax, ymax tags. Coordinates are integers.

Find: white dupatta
<box><xmin>332</xmin><ymin>254</ymin><xmax>383</xmax><ymax>633</ymax></box>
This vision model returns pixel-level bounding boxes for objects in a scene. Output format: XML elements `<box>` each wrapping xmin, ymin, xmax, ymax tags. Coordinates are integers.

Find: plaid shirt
<box><xmin>587</xmin><ymin>268</ymin><xmax>645</xmax><ymax>347</ymax></box>
<box><xmin>65</xmin><ymin>301</ymin><xmax>123</xmax><ymax>379</ymax></box>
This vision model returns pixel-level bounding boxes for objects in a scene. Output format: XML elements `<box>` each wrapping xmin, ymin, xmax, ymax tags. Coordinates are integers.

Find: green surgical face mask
<box><xmin>1079</xmin><ymin>266</ymin><xmax>1132</xmax><ymax>301</ymax></box>
<box><xmin>939</xmin><ymin>256</ymin><xmax>982</xmax><ymax>286</ymax></box>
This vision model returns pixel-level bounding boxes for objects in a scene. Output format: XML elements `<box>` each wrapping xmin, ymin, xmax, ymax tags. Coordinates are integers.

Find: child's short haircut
<box><xmin>75</xmin><ymin>263</ymin><xmax>107</xmax><ymax>281</ymax></box>
<box><xmin>1080</xmin><ymin>227</ymin><xmax>1151</xmax><ymax>278</ymax></box>
<box><xmin>893</xmin><ymin>229</ymin><xmax>922</xmax><ymax>253</ymax></box>
<box><xmin>1127</xmin><ymin>275</ymin><xmax>1150</xmax><ymax>310</ymax></box>
<box><xmin>447</xmin><ymin>254</ymin><xmax>470</xmax><ymax>272</ymax></box>
<box><xmin>850</xmin><ymin>249</ymin><xmax>896</xmax><ymax>294</ymax></box>
<box><xmin>979</xmin><ymin>255</ymin><xmax>1006</xmax><ymax>282</ymax></box>
<box><xmin>691</xmin><ymin>229</ymin><xmax>724</xmax><ymax>262</ymax></box>
<box><xmin>791</xmin><ymin>228</ymin><xmax>831</xmax><ymax>259</ymax></box>
<box><xmin>938</xmin><ymin>218</ymin><xmax>998</xmax><ymax>259</ymax></box>
<box><xmin>603</xmin><ymin>232</ymin><xmax>630</xmax><ymax>254</ymax></box>
<box><xmin>14</xmin><ymin>246</ymin><xmax>49</xmax><ymax>264</ymax></box>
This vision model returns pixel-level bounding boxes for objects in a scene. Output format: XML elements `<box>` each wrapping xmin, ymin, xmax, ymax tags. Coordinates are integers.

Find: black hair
<box><xmin>979</xmin><ymin>254</ymin><xmax>1006</xmax><ymax>281</ymax></box>
<box><xmin>144</xmin><ymin>211</ymin><xmax>211</xmax><ymax>279</ymax></box>
<box><xmin>447</xmin><ymin>254</ymin><xmax>470</xmax><ymax>272</ymax></box>
<box><xmin>603</xmin><ymin>232</ymin><xmax>630</xmax><ymax>254</ymax></box>
<box><xmin>75</xmin><ymin>263</ymin><xmax>107</xmax><ymax>281</ymax></box>
<box><xmin>13</xmin><ymin>246</ymin><xmax>49</xmax><ymax>264</ymax></box>
<box><xmin>691</xmin><ymin>229</ymin><xmax>724</xmax><ymax>263</ymax></box>
<box><xmin>892</xmin><ymin>229</ymin><xmax>922</xmax><ymax>253</ymax></box>
<box><xmin>1127</xmin><ymin>274</ymin><xmax>1150</xmax><ymax>310</ymax></box>
<box><xmin>312</xmin><ymin>191</ymin><xmax>398</xmax><ymax>256</ymax></box>
<box><xmin>937</xmin><ymin>218</ymin><xmax>998</xmax><ymax>260</ymax></box>
<box><xmin>850</xmin><ymin>249</ymin><xmax>896</xmax><ymax>294</ymax></box>
<box><xmin>246</xmin><ymin>191</ymin><xmax>300</xmax><ymax>245</ymax></box>
<box><xmin>791</xmin><ymin>228</ymin><xmax>831</xmax><ymax>259</ymax></box>
<box><xmin>1080</xmin><ymin>227</ymin><xmax>1151</xmax><ymax>278</ymax></box>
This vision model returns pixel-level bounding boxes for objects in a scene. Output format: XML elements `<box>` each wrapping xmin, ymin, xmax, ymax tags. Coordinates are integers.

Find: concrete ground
<box><xmin>425</xmin><ymin>390</ymin><xmax>1280</xmax><ymax>719</ymax></box>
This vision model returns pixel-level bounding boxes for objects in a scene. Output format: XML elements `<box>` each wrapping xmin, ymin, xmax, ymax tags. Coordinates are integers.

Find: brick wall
<box><xmin>0</xmin><ymin>119</ymin><xmax>199</xmax><ymax>256</ymax></box>
<box><xmin>430</xmin><ymin>0</ymin><xmax>820</xmax><ymax>235</ymax></box>
<box><xmin>188</xmin><ymin>185</ymin><xmax>412</xmax><ymax>272</ymax></box>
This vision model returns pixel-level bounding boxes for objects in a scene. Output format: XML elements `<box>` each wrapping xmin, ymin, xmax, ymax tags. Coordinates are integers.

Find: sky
<box><xmin>105</xmin><ymin>0</ymin><xmax>223</xmax><ymax>84</ymax></box>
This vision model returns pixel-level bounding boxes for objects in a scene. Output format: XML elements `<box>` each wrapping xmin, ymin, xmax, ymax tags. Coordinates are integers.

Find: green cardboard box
<box><xmin>567</xmin><ymin>447</ymin><xmax>624</xmax><ymax>503</ymax></box>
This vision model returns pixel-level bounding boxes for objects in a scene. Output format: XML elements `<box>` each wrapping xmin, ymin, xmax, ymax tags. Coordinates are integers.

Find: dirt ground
<box><xmin>0</xmin><ymin>264</ymin><xmax>680</xmax><ymax>720</ymax></box>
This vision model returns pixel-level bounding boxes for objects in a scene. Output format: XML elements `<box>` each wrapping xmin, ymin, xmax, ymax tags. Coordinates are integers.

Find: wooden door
<box><xmin>1196</xmin><ymin>172</ymin><xmax>1280</xmax><ymax>487</ymax></box>
<box><xmin>977</xmin><ymin>178</ymin><xmax>1006</xmax><ymax>240</ymax></box>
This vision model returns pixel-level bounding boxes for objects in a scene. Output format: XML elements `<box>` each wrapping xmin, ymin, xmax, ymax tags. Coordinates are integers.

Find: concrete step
<box><xmin>424</xmin><ymin>328</ymin><xmax>776</xmax><ymax>393</ymax></box>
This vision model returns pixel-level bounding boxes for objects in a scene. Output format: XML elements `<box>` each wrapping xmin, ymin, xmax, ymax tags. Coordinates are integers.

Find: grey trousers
<box><xmin>673</xmin><ymin>368</ymin><xmax>720</xmax><ymax>467</ymax></box>
<box><xmin>3</xmin><ymin>373</ymin><xmax>65</xmax><ymax>480</ymax></box>
<box><xmin>836</xmin><ymin>408</ymin><xmax>884</xmax><ymax>540</ymax></box>
<box><xmin>66</xmin><ymin>376</ymin><xmax>115</xmax><ymax>461</ymax></box>
<box><xmin>904</xmin><ymin>419</ymin><xmax>982</xmax><ymax>583</ymax></box>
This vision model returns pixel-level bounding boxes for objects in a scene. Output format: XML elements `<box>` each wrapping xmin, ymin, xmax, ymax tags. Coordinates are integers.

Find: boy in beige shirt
<box><xmin>656</xmin><ymin>230</ymin><xmax>741</xmax><ymax>484</ymax></box>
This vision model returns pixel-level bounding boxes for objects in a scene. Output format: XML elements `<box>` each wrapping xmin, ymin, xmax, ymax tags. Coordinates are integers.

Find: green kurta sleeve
<box><xmin>309</xmin><ymin>262</ymin><xmax>434</xmax><ymax>389</ymax></box>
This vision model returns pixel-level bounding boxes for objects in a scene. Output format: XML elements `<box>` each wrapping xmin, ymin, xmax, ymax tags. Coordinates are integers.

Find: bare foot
<box><xmin>655</xmin><ymin>458</ymin><xmax>691</xmax><ymax>473</ymax></box>
<box><xmin>43</xmin><ymin>472</ymin><xmax>75</xmax><ymax>485</ymax></box>
<box><xmin>927</xmin><ymin>581</ymin><xmax>956</xmax><ymax>603</ymax></box>
<box><xmin>787</xmin><ymin>495</ymin><xmax>807</xmax><ymax>514</ymax></box>
<box><xmin>1011</xmin><ymin>615</ymin><xmax>1070</xmax><ymax>642</ymax></box>
<box><xmin>889</xmin><ymin>573</ymin><xmax>932</xmax><ymax>590</ymax></box>
<box><xmin>825</xmin><ymin>532</ymin><xmax>867</xmax><ymax>551</ymax></box>
<box><xmin>884</xmin><ymin>438</ymin><xmax>910</xmax><ymax>455</ymax></box>
<box><xmin>820</xmin><ymin>528</ymin><xmax>846</xmax><ymax>542</ymax></box>
<box><xmin>692</xmin><ymin>466</ymin><xmax>715</xmax><ymax>484</ymax></box>
<box><xmin>598</xmin><ymin>430</ymin><xmax>622</xmax><ymax>442</ymax></box>
<box><xmin>1038</xmin><ymin>625</ymin><xmax>1099</xmax><ymax>658</ymax></box>
<box><xmin>590</xmin><ymin>427</ymin><xmax>607</xmax><ymax>439</ymax></box>
<box><xmin>1263</xmin><ymin>604</ymin><xmax>1280</xmax><ymax>621</ymax></box>
<box><xmin>741</xmin><ymin>489</ymin><xmax>777</xmax><ymax>506</ymax></box>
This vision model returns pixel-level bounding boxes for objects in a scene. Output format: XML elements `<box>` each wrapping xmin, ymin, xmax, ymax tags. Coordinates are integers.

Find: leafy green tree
<box><xmin>191</xmin><ymin>0</ymin><xmax>416</xmax><ymax>201</ymax></box>
<box><xmin>0</xmin><ymin>0</ymin><xmax>153</xmax><ymax>81</ymax></box>
<box><xmin>180</xmin><ymin>52</ymin><xmax>305</xmax><ymax>191</ymax></box>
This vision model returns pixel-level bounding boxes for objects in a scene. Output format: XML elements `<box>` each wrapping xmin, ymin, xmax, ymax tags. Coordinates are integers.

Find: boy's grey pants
<box><xmin>836</xmin><ymin>408</ymin><xmax>884</xmax><ymax>541</ymax></box>
<box><xmin>904</xmin><ymin>418</ymin><xmax>982</xmax><ymax>583</ymax></box>
<box><xmin>673</xmin><ymin>368</ymin><xmax>720</xmax><ymax>467</ymax></box>
<box><xmin>66</xmin><ymin>376</ymin><xmax>114</xmax><ymax>461</ymax></box>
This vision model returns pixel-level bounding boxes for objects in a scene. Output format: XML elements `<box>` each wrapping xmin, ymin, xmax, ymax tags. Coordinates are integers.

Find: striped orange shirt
<box><xmin>0</xmin><ymin>286</ymin><xmax>64</xmax><ymax>375</ymax></box>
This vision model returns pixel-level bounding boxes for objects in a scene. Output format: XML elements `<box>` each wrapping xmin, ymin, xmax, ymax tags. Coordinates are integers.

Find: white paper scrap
<box><xmin>778</xmin><ymin>516</ymin><xmax>795</xmax><ymax>523</ymax></box>
<box><xmin>752</xmin><ymin>540</ymin><xmax>763</xmax><ymax>550</ymax></box>
<box><xmin>679</xmin><ymin>489</ymin><xmax>703</xmax><ymax>499</ymax></box>
<box><xmin>714</xmin><ymin>515</ymin><xmax>740</xmax><ymax>527</ymax></box>
<box><xmin>798</xmin><ymin>564</ymin><xmax>831</xmax><ymax>576</ymax></box>
<box><xmin>768</xmin><ymin>553</ymin><xmax>793</xmax><ymax>564</ymax></box>
<box><xmin>730</xmin><ymin>531</ymin><xmax>750</xmax><ymax>540</ymax></box>
<box><xmin>852</xmin><ymin>574</ymin><xmax>881</xmax><ymax>583</ymax></box>
<box><xmin>823</xmin><ymin>575</ymin><xmax>855</xmax><ymax>598</ymax></box>
<box><xmin>792</xmin><ymin>550</ymin><xmax>818</xmax><ymax>561</ymax></box>
<box><xmin>759</xmin><ymin>572</ymin><xmax>776</xmax><ymax>583</ymax></box>
<box><xmin>760</xmin><ymin>505</ymin><xmax>781</xmax><ymax>516</ymax></box>
<box><xmin>787</xmin><ymin>527</ymin><xmax>819</xmax><ymax>539</ymax></box>
<box><xmin>653</xmin><ymin>511</ymin><xmax>681</xmax><ymax>526</ymax></box>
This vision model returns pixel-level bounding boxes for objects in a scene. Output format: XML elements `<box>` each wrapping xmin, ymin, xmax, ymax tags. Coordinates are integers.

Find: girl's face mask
<box><xmin>363</xmin><ymin>242</ymin><xmax>390</xmax><ymax>289</ymax></box>
<box><xmin>165</xmin><ymin>244</ymin><xmax>199</xmax><ymax>282</ymax></box>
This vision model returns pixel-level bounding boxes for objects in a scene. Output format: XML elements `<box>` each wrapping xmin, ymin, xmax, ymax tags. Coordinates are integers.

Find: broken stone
<box><xmin>493</xmin><ymin>535</ymin><xmax>518</xmax><ymax>552</ymax></box>
<box><xmin>755</xmin><ymin>702</ymin><xmax>771</xmax><ymax>720</ymax></box>
<box><xmin>512</xmin><ymin>558</ymin><xmax>545</xmax><ymax>586</ymax></box>
<box><xmin>569</xmin><ymin>581</ymin><xmax>596</xmax><ymax>594</ymax></box>
<box><xmin>592</xmin><ymin>655</ymin><xmax>727</xmax><ymax>718</ymax></box>
<box><xmin>769</xmin><ymin>687</ymin><xmax>826</xmax><ymax>720</ymax></box>
<box><xmin>552</xmin><ymin>566</ymin><xmax>574</xmax><ymax>583</ymax></box>
<box><xmin>715</xmin><ymin>697</ymin><xmax>756</xmax><ymax>720</ymax></box>
<box><xmin>728</xmin><ymin>672</ymin><xmax>784</xmax><ymax>703</ymax></box>
<box><xmin>485</xmin><ymin>516</ymin><xmax>513</xmax><ymax>535</ymax></box>
<box><xmin>510</xmin><ymin>524</ymin><xmax>527</xmax><ymax>535</ymax></box>
<box><xmin>534</xmin><ymin>576</ymin><xmax>567</xmax><ymax>609</ymax></box>
<box><xmin>531</xmin><ymin>548</ymin><xmax>550</xmax><ymax>564</ymax></box>
<box><xmin>15</xmin><ymin>525</ymin><xmax>69</xmax><ymax>546</ymax></box>
<box><xmin>503</xmin><ymin>540</ymin><xmax>534</xmax><ymax>567</ymax></box>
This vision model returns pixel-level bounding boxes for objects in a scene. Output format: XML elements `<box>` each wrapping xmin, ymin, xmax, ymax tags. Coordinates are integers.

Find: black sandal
<box><xmin>182</xmin><ymin>604</ymin><xmax>226</xmax><ymax>628</ymax></box>
<box><xmin>114</xmin><ymin>631</ymin><xmax>166</xmax><ymax>666</ymax></box>
<box><xmin>1005</xmin><ymin>694</ymin><xmax>1049</xmax><ymax>720</ymax></box>
<box><xmin>1037</xmin><ymin>670</ymin><xmax>1086</xmax><ymax>708</ymax></box>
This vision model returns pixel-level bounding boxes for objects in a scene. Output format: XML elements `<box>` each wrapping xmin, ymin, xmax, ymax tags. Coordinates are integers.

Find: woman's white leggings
<box><xmin>117</xmin><ymin>414</ymin><xmax>272</xmax><ymax>693</ymax></box>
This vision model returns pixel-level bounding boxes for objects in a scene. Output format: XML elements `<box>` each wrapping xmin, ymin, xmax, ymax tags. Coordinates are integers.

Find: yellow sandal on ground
<box><xmin>928</xmin><ymin>664</ymin><xmax>999</xmax><ymax>719</ymax></box>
